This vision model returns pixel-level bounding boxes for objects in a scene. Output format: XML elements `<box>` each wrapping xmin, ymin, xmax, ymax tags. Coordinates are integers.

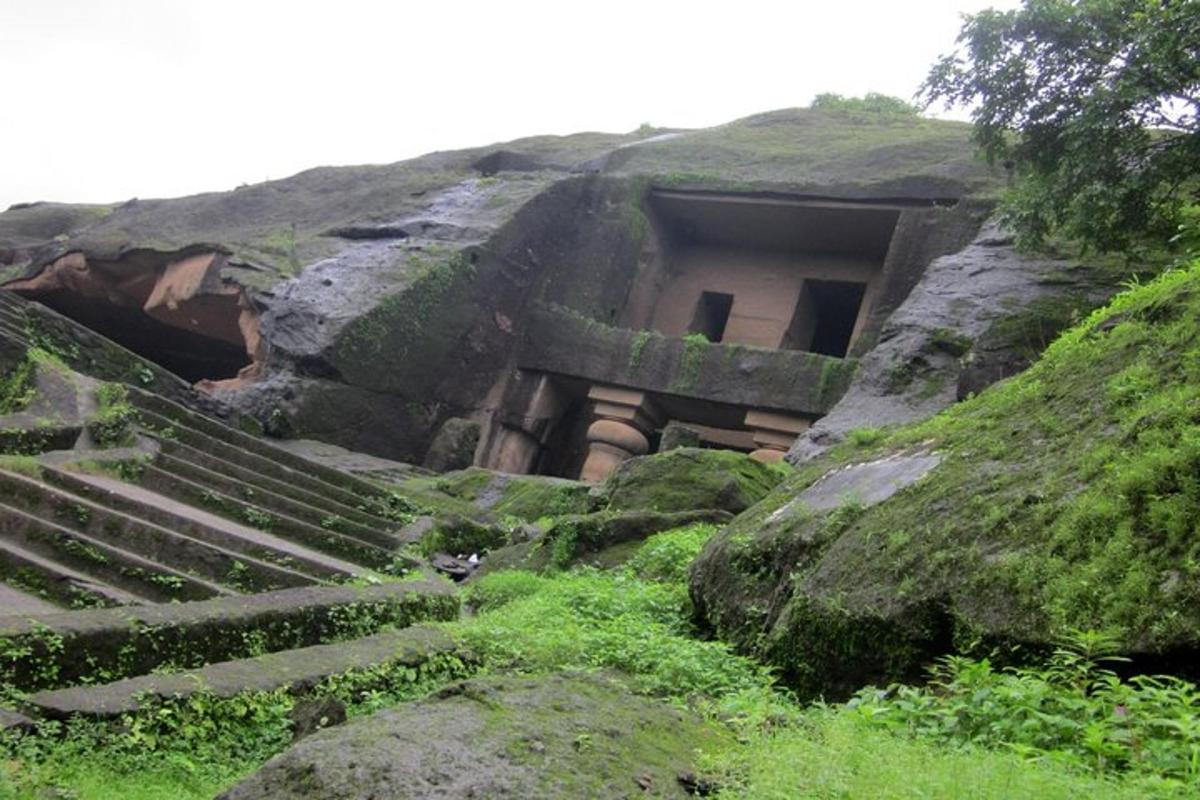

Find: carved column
<box><xmin>579</xmin><ymin>385</ymin><xmax>662</xmax><ymax>483</ymax></box>
<box><xmin>744</xmin><ymin>410</ymin><xmax>811</xmax><ymax>464</ymax></box>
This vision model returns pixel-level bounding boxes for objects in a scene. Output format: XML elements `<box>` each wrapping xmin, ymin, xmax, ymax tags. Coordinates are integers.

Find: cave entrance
<box><xmin>688</xmin><ymin>291</ymin><xmax>734</xmax><ymax>343</ymax></box>
<box><xmin>5</xmin><ymin>251</ymin><xmax>259</xmax><ymax>385</ymax></box>
<box><xmin>784</xmin><ymin>279</ymin><xmax>867</xmax><ymax>358</ymax></box>
<box><xmin>638</xmin><ymin>191</ymin><xmax>901</xmax><ymax>354</ymax></box>
<box><xmin>30</xmin><ymin>288</ymin><xmax>252</xmax><ymax>382</ymax></box>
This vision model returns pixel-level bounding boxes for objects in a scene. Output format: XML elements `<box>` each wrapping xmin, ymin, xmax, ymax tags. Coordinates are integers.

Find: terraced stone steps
<box><xmin>0</xmin><ymin>578</ymin><xmax>459</xmax><ymax>692</ymax></box>
<box><xmin>132</xmin><ymin>463</ymin><xmax>401</xmax><ymax>571</ymax></box>
<box><xmin>0</xmin><ymin>583</ymin><xmax>59</xmax><ymax>616</ymax></box>
<box><xmin>156</xmin><ymin>437</ymin><xmax>387</xmax><ymax>529</ymax></box>
<box><xmin>128</xmin><ymin>390</ymin><xmax>391</xmax><ymax>504</ymax></box>
<box><xmin>0</xmin><ymin>501</ymin><xmax>228</xmax><ymax>603</ymax></box>
<box><xmin>41</xmin><ymin>468</ymin><xmax>364</xmax><ymax>582</ymax></box>
<box><xmin>5</xmin><ymin>466</ymin><xmax>334</xmax><ymax>593</ymax></box>
<box><xmin>27</xmin><ymin>625</ymin><xmax>466</xmax><ymax>719</ymax></box>
<box><xmin>0</xmin><ymin>538</ymin><xmax>143</xmax><ymax>608</ymax></box>
<box><xmin>150</xmin><ymin>450</ymin><xmax>394</xmax><ymax>548</ymax></box>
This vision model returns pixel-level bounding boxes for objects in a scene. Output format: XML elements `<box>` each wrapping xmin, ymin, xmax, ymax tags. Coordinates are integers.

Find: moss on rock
<box><xmin>602</xmin><ymin>448</ymin><xmax>786</xmax><ymax>515</ymax></box>
<box><xmin>691</xmin><ymin>259</ymin><xmax>1200</xmax><ymax>698</ymax></box>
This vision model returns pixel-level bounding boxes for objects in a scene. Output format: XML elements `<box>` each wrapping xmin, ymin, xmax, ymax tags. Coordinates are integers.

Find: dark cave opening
<box><xmin>23</xmin><ymin>289</ymin><xmax>252</xmax><ymax>383</ymax></box>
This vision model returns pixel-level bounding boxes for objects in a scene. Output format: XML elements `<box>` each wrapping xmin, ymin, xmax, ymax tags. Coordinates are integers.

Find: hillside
<box><xmin>693</xmin><ymin>259</ymin><xmax>1200</xmax><ymax>696</ymax></box>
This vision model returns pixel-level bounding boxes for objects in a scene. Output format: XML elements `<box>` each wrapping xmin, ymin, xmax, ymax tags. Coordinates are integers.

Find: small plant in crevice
<box><xmin>88</xmin><ymin>383</ymin><xmax>140</xmax><ymax>448</ymax></box>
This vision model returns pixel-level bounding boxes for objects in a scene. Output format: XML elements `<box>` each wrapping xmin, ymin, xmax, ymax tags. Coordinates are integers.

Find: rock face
<box><xmin>603</xmin><ymin>448</ymin><xmax>784</xmax><ymax>515</ymax></box>
<box><xmin>691</xmin><ymin>263</ymin><xmax>1200</xmax><ymax>697</ymax></box>
<box><xmin>787</xmin><ymin>223</ymin><xmax>1117</xmax><ymax>463</ymax></box>
<box><xmin>219</xmin><ymin>672</ymin><xmax>729</xmax><ymax>800</ymax></box>
<box><xmin>1</xmin><ymin>108</ymin><xmax>1009</xmax><ymax>471</ymax></box>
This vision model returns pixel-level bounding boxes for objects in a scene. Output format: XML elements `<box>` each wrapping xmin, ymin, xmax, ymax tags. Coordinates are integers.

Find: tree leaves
<box><xmin>921</xmin><ymin>0</ymin><xmax>1200</xmax><ymax>252</ymax></box>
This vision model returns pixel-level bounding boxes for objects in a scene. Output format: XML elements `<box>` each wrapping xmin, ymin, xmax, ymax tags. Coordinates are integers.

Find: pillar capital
<box><xmin>579</xmin><ymin>384</ymin><xmax>664</xmax><ymax>483</ymax></box>
<box><xmin>745</xmin><ymin>409</ymin><xmax>811</xmax><ymax>463</ymax></box>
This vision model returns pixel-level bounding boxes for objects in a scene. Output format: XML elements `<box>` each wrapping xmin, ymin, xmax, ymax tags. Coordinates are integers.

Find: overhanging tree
<box><xmin>921</xmin><ymin>0</ymin><xmax>1200</xmax><ymax>252</ymax></box>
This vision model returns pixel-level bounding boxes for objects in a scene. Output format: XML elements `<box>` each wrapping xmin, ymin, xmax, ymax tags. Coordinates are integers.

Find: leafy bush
<box><xmin>627</xmin><ymin>523</ymin><xmax>719</xmax><ymax>583</ymax></box>
<box><xmin>849</xmin><ymin>632</ymin><xmax>1200</xmax><ymax>784</ymax></box>
<box><xmin>810</xmin><ymin>92</ymin><xmax>921</xmax><ymax>116</ymax></box>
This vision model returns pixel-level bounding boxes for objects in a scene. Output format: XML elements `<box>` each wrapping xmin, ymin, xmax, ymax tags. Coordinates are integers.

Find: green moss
<box><xmin>671</xmin><ymin>332</ymin><xmax>710</xmax><ymax>392</ymax></box>
<box><xmin>0</xmin><ymin>354</ymin><xmax>36</xmax><ymax>415</ymax></box>
<box><xmin>628</xmin><ymin>330</ymin><xmax>653</xmax><ymax>369</ymax></box>
<box><xmin>693</xmin><ymin>258</ymin><xmax>1200</xmax><ymax>692</ymax></box>
<box><xmin>928</xmin><ymin>327</ymin><xmax>974</xmax><ymax>356</ymax></box>
<box><xmin>87</xmin><ymin>383</ymin><xmax>139</xmax><ymax>448</ymax></box>
<box><xmin>333</xmin><ymin>251</ymin><xmax>476</xmax><ymax>369</ymax></box>
<box><xmin>603</xmin><ymin>448</ymin><xmax>784</xmax><ymax>515</ymax></box>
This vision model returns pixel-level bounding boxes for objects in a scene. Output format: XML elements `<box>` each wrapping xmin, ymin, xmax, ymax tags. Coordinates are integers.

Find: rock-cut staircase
<box><xmin>0</xmin><ymin>289</ymin><xmax>466</xmax><ymax>733</ymax></box>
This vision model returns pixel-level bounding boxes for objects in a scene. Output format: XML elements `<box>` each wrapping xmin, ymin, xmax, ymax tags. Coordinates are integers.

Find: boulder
<box><xmin>601</xmin><ymin>448</ymin><xmax>784</xmax><ymax>515</ymax></box>
<box><xmin>693</xmin><ymin>263</ymin><xmax>1200</xmax><ymax>697</ymax></box>
<box><xmin>422</xmin><ymin>418</ymin><xmax>481</xmax><ymax>473</ymax></box>
<box><xmin>219</xmin><ymin>672</ymin><xmax>730</xmax><ymax>800</ymax></box>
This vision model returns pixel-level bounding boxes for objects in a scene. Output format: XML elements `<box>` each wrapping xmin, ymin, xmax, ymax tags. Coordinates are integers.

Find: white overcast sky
<box><xmin>0</xmin><ymin>0</ymin><xmax>1020</xmax><ymax>211</ymax></box>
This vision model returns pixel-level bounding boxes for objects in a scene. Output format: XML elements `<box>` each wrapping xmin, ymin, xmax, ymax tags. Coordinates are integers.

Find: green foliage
<box><xmin>628</xmin><ymin>329</ymin><xmax>652</xmax><ymax>369</ymax></box>
<box><xmin>0</xmin><ymin>648</ymin><xmax>472</xmax><ymax>800</ymax></box>
<box><xmin>0</xmin><ymin>355</ymin><xmax>36</xmax><ymax>415</ymax></box>
<box><xmin>626</xmin><ymin>523</ymin><xmax>719</xmax><ymax>583</ymax></box>
<box><xmin>922</xmin><ymin>0</ymin><xmax>1200</xmax><ymax>253</ymax></box>
<box><xmin>846</xmin><ymin>427</ymin><xmax>886</xmax><ymax>447</ymax></box>
<box><xmin>87</xmin><ymin>383</ymin><xmax>139</xmax><ymax>448</ymax></box>
<box><xmin>703</xmin><ymin>710</ymin><xmax>1163</xmax><ymax>799</ymax></box>
<box><xmin>810</xmin><ymin>92</ymin><xmax>921</xmax><ymax>116</ymax></box>
<box><xmin>849</xmin><ymin>632</ymin><xmax>1200</xmax><ymax>786</ymax></box>
<box><xmin>671</xmin><ymin>332</ymin><xmax>710</xmax><ymax>392</ymax></box>
<box><xmin>451</xmin><ymin>554</ymin><xmax>772</xmax><ymax>698</ymax></box>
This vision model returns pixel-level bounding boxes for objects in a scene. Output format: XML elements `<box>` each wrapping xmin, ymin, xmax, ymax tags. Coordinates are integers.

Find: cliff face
<box><xmin>0</xmin><ymin>107</ymin><xmax>1109</xmax><ymax>468</ymax></box>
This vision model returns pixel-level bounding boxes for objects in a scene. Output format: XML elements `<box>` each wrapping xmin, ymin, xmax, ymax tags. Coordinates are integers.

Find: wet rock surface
<box><xmin>788</xmin><ymin>223</ymin><xmax>1113</xmax><ymax>463</ymax></box>
<box><xmin>219</xmin><ymin>672</ymin><xmax>729</xmax><ymax>800</ymax></box>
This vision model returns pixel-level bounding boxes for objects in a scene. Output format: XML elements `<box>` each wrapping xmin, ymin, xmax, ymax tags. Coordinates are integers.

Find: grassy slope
<box><xmin>8</xmin><ymin>524</ymin><xmax>1180</xmax><ymax>799</ymax></box>
<box><xmin>693</xmin><ymin>259</ymin><xmax>1200</xmax><ymax>695</ymax></box>
<box><xmin>614</xmin><ymin>107</ymin><xmax>996</xmax><ymax>189</ymax></box>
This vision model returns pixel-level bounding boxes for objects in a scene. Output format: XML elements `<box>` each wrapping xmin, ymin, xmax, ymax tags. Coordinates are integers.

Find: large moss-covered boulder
<box><xmin>602</xmin><ymin>448</ymin><xmax>785</xmax><ymax>515</ymax></box>
<box><xmin>691</xmin><ymin>262</ymin><xmax>1200</xmax><ymax>699</ymax></box>
<box><xmin>220</xmin><ymin>672</ymin><xmax>730</xmax><ymax>800</ymax></box>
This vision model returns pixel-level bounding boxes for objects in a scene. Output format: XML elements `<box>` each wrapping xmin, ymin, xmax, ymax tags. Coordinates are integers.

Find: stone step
<box><xmin>0</xmin><ymin>538</ymin><xmax>146</xmax><ymax>608</ymax></box>
<box><xmin>0</xmin><ymin>467</ymin><xmax>318</xmax><ymax>593</ymax></box>
<box><xmin>138</xmin><ymin>408</ymin><xmax>386</xmax><ymax>518</ymax></box>
<box><xmin>0</xmin><ymin>314</ymin><xmax>28</xmax><ymax>339</ymax></box>
<box><xmin>134</xmin><ymin>464</ymin><xmax>402</xmax><ymax>571</ymax></box>
<box><xmin>156</xmin><ymin>436</ymin><xmax>390</xmax><ymax>529</ymax></box>
<box><xmin>129</xmin><ymin>390</ymin><xmax>389</xmax><ymax>502</ymax></box>
<box><xmin>27</xmin><ymin>625</ymin><xmax>466</xmax><ymax>719</ymax></box>
<box><xmin>0</xmin><ymin>581</ymin><xmax>61</xmax><ymax>616</ymax></box>
<box><xmin>42</xmin><ymin>468</ymin><xmax>364</xmax><ymax>582</ymax></box>
<box><xmin>1</xmin><ymin>290</ymin><xmax>229</xmax><ymax>413</ymax></box>
<box><xmin>0</xmin><ymin>502</ymin><xmax>228</xmax><ymax>603</ymax></box>
<box><xmin>0</xmin><ymin>578</ymin><xmax>459</xmax><ymax>692</ymax></box>
<box><xmin>152</xmin><ymin>450</ymin><xmax>394</xmax><ymax>548</ymax></box>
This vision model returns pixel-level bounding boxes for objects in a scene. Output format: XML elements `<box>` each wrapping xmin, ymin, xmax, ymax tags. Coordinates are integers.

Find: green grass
<box><xmin>3</xmin><ymin>523</ymin><xmax>1193</xmax><ymax>797</ymax></box>
<box><xmin>705</xmin><ymin>711</ymin><xmax>1166</xmax><ymax>799</ymax></box>
<box><xmin>696</xmin><ymin>257</ymin><xmax>1200</xmax><ymax>698</ymax></box>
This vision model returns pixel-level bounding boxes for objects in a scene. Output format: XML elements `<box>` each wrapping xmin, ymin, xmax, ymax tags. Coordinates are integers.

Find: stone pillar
<box><xmin>744</xmin><ymin>410</ymin><xmax>811</xmax><ymax>464</ymax></box>
<box><xmin>579</xmin><ymin>385</ymin><xmax>662</xmax><ymax>483</ymax></box>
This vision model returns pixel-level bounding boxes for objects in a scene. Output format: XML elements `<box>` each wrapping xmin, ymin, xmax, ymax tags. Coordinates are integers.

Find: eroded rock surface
<box><xmin>788</xmin><ymin>223</ymin><xmax>1114</xmax><ymax>463</ymax></box>
<box><xmin>220</xmin><ymin>672</ymin><xmax>729</xmax><ymax>800</ymax></box>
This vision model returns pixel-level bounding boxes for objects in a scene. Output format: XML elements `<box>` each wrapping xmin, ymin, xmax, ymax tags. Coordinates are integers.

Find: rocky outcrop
<box><xmin>220</xmin><ymin>672</ymin><xmax>730</xmax><ymax>800</ymax></box>
<box><xmin>787</xmin><ymin>223</ymin><xmax>1117</xmax><ymax>463</ymax></box>
<box><xmin>692</xmin><ymin>263</ymin><xmax>1200</xmax><ymax>696</ymax></box>
<box><xmin>2</xmin><ymin>108</ymin><xmax>1006</xmax><ymax>465</ymax></box>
